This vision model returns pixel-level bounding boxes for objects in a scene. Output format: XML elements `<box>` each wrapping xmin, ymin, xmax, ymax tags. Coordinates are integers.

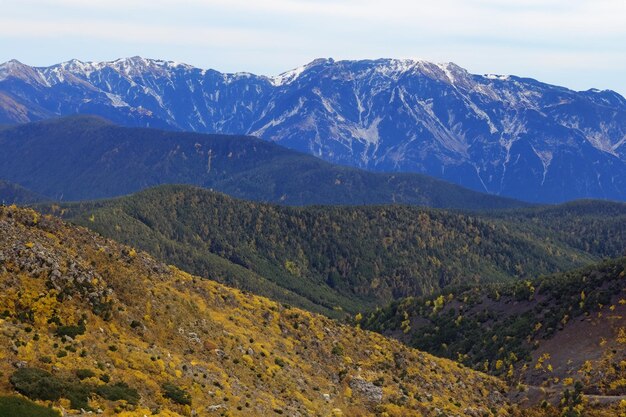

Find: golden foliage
<box><xmin>0</xmin><ymin>206</ymin><xmax>507</xmax><ymax>416</ymax></box>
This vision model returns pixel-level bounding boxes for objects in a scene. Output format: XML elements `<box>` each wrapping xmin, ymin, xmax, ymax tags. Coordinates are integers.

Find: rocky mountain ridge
<box><xmin>1</xmin><ymin>57</ymin><xmax>625</xmax><ymax>202</ymax></box>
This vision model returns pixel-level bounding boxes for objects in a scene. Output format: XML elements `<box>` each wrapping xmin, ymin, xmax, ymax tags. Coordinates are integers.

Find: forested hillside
<box><xmin>481</xmin><ymin>201</ymin><xmax>626</xmax><ymax>259</ymax></box>
<box><xmin>45</xmin><ymin>185</ymin><xmax>625</xmax><ymax>316</ymax></box>
<box><xmin>0</xmin><ymin>116</ymin><xmax>524</xmax><ymax>210</ymax></box>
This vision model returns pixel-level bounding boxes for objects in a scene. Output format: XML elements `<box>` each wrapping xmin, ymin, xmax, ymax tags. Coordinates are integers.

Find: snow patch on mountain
<box><xmin>250</xmin><ymin>97</ymin><xmax>308</xmax><ymax>137</ymax></box>
<box><xmin>532</xmin><ymin>146</ymin><xmax>553</xmax><ymax>185</ymax></box>
<box><xmin>105</xmin><ymin>93</ymin><xmax>129</xmax><ymax>108</ymax></box>
<box><xmin>485</xmin><ymin>74</ymin><xmax>510</xmax><ymax>81</ymax></box>
<box><xmin>348</xmin><ymin>116</ymin><xmax>382</xmax><ymax>145</ymax></box>
<box><xmin>271</xmin><ymin>64</ymin><xmax>308</xmax><ymax>86</ymax></box>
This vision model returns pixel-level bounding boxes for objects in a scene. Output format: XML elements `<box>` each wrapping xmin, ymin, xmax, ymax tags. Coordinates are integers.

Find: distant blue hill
<box><xmin>0</xmin><ymin>116</ymin><xmax>524</xmax><ymax>210</ymax></box>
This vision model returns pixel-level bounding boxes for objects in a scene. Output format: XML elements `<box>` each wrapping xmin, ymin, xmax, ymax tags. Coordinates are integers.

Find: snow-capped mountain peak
<box><xmin>0</xmin><ymin>57</ymin><xmax>625</xmax><ymax>203</ymax></box>
<box><xmin>270</xmin><ymin>63</ymin><xmax>309</xmax><ymax>86</ymax></box>
<box><xmin>269</xmin><ymin>58</ymin><xmax>335</xmax><ymax>86</ymax></box>
<box><xmin>0</xmin><ymin>59</ymin><xmax>50</xmax><ymax>86</ymax></box>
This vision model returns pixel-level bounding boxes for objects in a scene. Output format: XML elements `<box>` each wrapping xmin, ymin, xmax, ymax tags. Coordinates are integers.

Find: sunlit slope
<box><xmin>0</xmin><ymin>206</ymin><xmax>508</xmax><ymax>416</ymax></box>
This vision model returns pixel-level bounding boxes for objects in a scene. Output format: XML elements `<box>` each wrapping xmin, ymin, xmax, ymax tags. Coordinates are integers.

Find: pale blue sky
<box><xmin>1</xmin><ymin>0</ymin><xmax>625</xmax><ymax>95</ymax></box>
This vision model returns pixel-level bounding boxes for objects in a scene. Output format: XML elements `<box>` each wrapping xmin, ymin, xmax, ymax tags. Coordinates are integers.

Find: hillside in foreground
<box><xmin>0</xmin><ymin>205</ymin><xmax>511</xmax><ymax>416</ymax></box>
<box><xmin>0</xmin><ymin>116</ymin><xmax>525</xmax><ymax>210</ymax></box>
<box><xmin>49</xmin><ymin>185</ymin><xmax>608</xmax><ymax>316</ymax></box>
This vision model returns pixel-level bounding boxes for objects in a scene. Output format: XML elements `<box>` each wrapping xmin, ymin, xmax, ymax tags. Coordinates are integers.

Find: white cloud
<box><xmin>7</xmin><ymin>0</ymin><xmax>626</xmax><ymax>37</ymax></box>
<box><xmin>0</xmin><ymin>18</ymin><xmax>293</xmax><ymax>47</ymax></box>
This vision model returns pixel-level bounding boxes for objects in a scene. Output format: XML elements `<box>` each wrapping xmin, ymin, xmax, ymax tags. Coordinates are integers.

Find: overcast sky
<box><xmin>1</xmin><ymin>0</ymin><xmax>625</xmax><ymax>95</ymax></box>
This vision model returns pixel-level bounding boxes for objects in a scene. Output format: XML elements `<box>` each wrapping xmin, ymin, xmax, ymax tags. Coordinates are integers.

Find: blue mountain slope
<box><xmin>1</xmin><ymin>57</ymin><xmax>624</xmax><ymax>203</ymax></box>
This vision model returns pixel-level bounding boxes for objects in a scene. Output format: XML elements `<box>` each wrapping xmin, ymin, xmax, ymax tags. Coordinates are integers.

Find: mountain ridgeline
<box><xmin>0</xmin><ymin>116</ymin><xmax>523</xmax><ymax>209</ymax></box>
<box><xmin>49</xmin><ymin>185</ymin><xmax>626</xmax><ymax>316</ymax></box>
<box><xmin>1</xmin><ymin>57</ymin><xmax>625</xmax><ymax>202</ymax></box>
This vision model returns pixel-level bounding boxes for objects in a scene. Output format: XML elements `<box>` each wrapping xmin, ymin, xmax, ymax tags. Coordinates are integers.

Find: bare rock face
<box><xmin>0</xmin><ymin>207</ymin><xmax>114</xmax><ymax>318</ymax></box>
<box><xmin>349</xmin><ymin>377</ymin><xmax>383</xmax><ymax>403</ymax></box>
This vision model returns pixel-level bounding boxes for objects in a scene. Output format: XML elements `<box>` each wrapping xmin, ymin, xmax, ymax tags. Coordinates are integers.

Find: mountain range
<box><xmin>1</xmin><ymin>57</ymin><xmax>625</xmax><ymax>203</ymax></box>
